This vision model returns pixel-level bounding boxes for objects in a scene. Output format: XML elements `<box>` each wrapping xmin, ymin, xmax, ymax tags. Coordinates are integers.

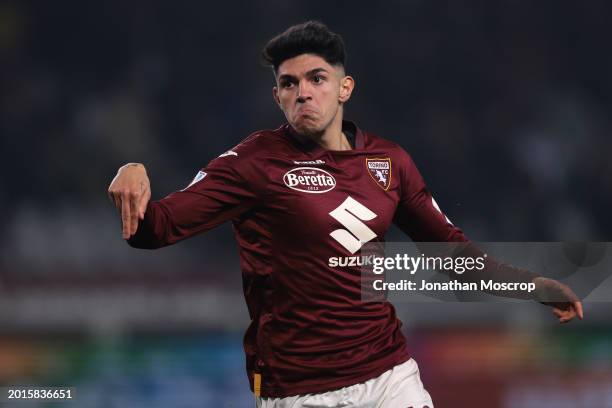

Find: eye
<box><xmin>279</xmin><ymin>79</ymin><xmax>295</xmax><ymax>89</ymax></box>
<box><xmin>313</xmin><ymin>74</ymin><xmax>324</xmax><ymax>84</ymax></box>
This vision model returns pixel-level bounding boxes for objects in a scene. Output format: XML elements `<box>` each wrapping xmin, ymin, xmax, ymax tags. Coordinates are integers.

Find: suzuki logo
<box><xmin>329</xmin><ymin>196</ymin><xmax>377</xmax><ymax>254</ymax></box>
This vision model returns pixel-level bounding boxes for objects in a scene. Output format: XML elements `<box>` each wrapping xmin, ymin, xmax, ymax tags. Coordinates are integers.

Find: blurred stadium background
<box><xmin>1</xmin><ymin>1</ymin><xmax>611</xmax><ymax>407</ymax></box>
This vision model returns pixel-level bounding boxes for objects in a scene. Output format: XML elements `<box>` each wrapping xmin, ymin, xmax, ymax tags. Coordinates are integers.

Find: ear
<box><xmin>338</xmin><ymin>75</ymin><xmax>355</xmax><ymax>103</ymax></box>
<box><xmin>272</xmin><ymin>86</ymin><xmax>281</xmax><ymax>107</ymax></box>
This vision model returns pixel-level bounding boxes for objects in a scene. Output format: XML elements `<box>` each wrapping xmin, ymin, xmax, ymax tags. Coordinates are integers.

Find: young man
<box><xmin>108</xmin><ymin>21</ymin><xmax>582</xmax><ymax>408</ymax></box>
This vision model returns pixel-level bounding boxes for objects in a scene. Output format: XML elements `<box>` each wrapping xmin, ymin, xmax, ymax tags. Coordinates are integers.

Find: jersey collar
<box><xmin>283</xmin><ymin>120</ymin><xmax>365</xmax><ymax>155</ymax></box>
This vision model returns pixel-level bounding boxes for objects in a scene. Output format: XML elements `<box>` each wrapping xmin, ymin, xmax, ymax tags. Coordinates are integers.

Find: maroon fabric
<box><xmin>128</xmin><ymin>121</ymin><xmax>536</xmax><ymax>397</ymax></box>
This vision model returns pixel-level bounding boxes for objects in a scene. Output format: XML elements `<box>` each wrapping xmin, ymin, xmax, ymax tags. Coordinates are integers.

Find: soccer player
<box><xmin>107</xmin><ymin>21</ymin><xmax>583</xmax><ymax>408</ymax></box>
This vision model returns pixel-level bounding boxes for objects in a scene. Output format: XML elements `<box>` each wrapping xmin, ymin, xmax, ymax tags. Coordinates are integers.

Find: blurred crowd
<box><xmin>1</xmin><ymin>0</ymin><xmax>611</xmax><ymax>278</ymax></box>
<box><xmin>1</xmin><ymin>4</ymin><xmax>611</xmax><ymax>406</ymax></box>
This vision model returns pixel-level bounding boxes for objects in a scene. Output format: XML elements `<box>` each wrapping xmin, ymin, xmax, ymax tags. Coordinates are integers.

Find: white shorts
<box><xmin>256</xmin><ymin>358</ymin><xmax>434</xmax><ymax>408</ymax></box>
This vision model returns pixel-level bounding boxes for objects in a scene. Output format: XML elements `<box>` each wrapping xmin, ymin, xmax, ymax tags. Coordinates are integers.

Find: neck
<box><xmin>313</xmin><ymin>110</ymin><xmax>351</xmax><ymax>151</ymax></box>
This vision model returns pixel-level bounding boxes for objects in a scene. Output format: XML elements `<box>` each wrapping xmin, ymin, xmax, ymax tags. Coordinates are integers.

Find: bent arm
<box><xmin>127</xmin><ymin>165</ymin><xmax>257</xmax><ymax>248</ymax></box>
<box><xmin>109</xmin><ymin>156</ymin><xmax>259</xmax><ymax>249</ymax></box>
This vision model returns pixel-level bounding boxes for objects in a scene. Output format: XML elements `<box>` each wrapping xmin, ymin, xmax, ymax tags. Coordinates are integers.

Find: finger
<box><xmin>138</xmin><ymin>186</ymin><xmax>151</xmax><ymax>220</ymax></box>
<box><xmin>121</xmin><ymin>191</ymin><xmax>131</xmax><ymax>239</ymax></box>
<box><xmin>111</xmin><ymin>192</ymin><xmax>121</xmax><ymax>213</ymax></box>
<box><xmin>108</xmin><ymin>173</ymin><xmax>122</xmax><ymax>206</ymax></box>
<box><xmin>558</xmin><ymin>308</ymin><xmax>577</xmax><ymax>324</ymax></box>
<box><xmin>107</xmin><ymin>189</ymin><xmax>119</xmax><ymax>211</ymax></box>
<box><xmin>552</xmin><ymin>308</ymin><xmax>564</xmax><ymax>319</ymax></box>
<box><xmin>574</xmin><ymin>301</ymin><xmax>584</xmax><ymax>320</ymax></box>
<box><xmin>130</xmin><ymin>192</ymin><xmax>139</xmax><ymax>236</ymax></box>
<box><xmin>553</xmin><ymin>307</ymin><xmax>572</xmax><ymax>321</ymax></box>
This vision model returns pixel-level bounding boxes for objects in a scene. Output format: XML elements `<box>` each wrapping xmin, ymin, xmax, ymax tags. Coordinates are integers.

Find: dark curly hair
<box><xmin>261</xmin><ymin>21</ymin><xmax>346</xmax><ymax>73</ymax></box>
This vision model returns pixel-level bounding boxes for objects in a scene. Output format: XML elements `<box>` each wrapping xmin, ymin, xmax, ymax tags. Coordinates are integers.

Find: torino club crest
<box><xmin>366</xmin><ymin>158</ymin><xmax>392</xmax><ymax>190</ymax></box>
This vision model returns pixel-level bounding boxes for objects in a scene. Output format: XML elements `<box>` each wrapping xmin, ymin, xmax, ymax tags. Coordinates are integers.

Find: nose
<box><xmin>296</xmin><ymin>80</ymin><xmax>312</xmax><ymax>102</ymax></box>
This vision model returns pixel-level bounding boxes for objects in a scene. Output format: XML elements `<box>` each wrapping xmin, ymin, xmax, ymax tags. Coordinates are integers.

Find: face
<box><xmin>273</xmin><ymin>54</ymin><xmax>354</xmax><ymax>137</ymax></box>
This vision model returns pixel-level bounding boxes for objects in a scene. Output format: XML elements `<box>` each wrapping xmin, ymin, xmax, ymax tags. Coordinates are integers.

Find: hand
<box><xmin>107</xmin><ymin>163</ymin><xmax>151</xmax><ymax>239</ymax></box>
<box><xmin>532</xmin><ymin>277</ymin><xmax>584</xmax><ymax>324</ymax></box>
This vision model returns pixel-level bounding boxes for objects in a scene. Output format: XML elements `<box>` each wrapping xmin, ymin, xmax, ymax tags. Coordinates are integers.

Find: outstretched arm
<box><xmin>393</xmin><ymin>149</ymin><xmax>584</xmax><ymax>323</ymax></box>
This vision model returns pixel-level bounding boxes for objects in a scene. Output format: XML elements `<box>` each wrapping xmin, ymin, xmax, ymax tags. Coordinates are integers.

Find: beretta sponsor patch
<box><xmin>283</xmin><ymin>167</ymin><xmax>336</xmax><ymax>193</ymax></box>
<box><xmin>366</xmin><ymin>158</ymin><xmax>392</xmax><ymax>190</ymax></box>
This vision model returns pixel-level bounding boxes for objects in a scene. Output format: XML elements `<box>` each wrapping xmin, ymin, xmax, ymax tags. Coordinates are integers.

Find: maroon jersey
<box><xmin>128</xmin><ymin>121</ymin><xmax>537</xmax><ymax>397</ymax></box>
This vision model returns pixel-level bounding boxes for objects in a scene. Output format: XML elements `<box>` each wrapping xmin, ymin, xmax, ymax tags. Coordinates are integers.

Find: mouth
<box><xmin>296</xmin><ymin>105</ymin><xmax>318</xmax><ymax>115</ymax></box>
<box><xmin>296</xmin><ymin>110</ymin><xmax>318</xmax><ymax>121</ymax></box>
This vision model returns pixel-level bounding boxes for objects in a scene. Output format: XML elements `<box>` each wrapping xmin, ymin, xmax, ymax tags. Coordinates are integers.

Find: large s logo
<box><xmin>329</xmin><ymin>196</ymin><xmax>377</xmax><ymax>254</ymax></box>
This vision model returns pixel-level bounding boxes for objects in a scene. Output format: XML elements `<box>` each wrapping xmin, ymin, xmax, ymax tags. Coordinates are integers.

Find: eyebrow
<box><xmin>278</xmin><ymin>67</ymin><xmax>329</xmax><ymax>82</ymax></box>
